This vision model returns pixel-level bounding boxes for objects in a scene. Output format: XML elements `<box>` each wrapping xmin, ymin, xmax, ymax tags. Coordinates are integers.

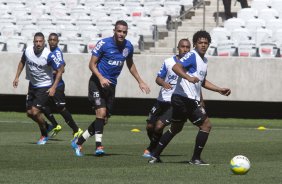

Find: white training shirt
<box><xmin>156</xmin><ymin>56</ymin><xmax>179</xmax><ymax>102</ymax></box>
<box><xmin>173</xmin><ymin>49</ymin><xmax>208</xmax><ymax>101</ymax></box>
<box><xmin>24</xmin><ymin>46</ymin><xmax>54</xmax><ymax>88</ymax></box>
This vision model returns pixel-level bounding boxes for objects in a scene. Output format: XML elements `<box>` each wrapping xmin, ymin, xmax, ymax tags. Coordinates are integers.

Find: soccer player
<box><xmin>143</xmin><ymin>38</ymin><xmax>191</xmax><ymax>158</ymax></box>
<box><xmin>13</xmin><ymin>32</ymin><xmax>64</xmax><ymax>145</ymax></box>
<box><xmin>71</xmin><ymin>20</ymin><xmax>150</xmax><ymax>156</ymax></box>
<box><xmin>43</xmin><ymin>33</ymin><xmax>83</xmax><ymax>138</ymax></box>
<box><xmin>148</xmin><ymin>30</ymin><xmax>231</xmax><ymax>164</ymax></box>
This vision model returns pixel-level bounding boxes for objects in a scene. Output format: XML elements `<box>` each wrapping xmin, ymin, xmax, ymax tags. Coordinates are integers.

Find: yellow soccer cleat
<box><xmin>49</xmin><ymin>125</ymin><xmax>62</xmax><ymax>138</ymax></box>
<box><xmin>73</xmin><ymin>128</ymin><xmax>83</xmax><ymax>138</ymax></box>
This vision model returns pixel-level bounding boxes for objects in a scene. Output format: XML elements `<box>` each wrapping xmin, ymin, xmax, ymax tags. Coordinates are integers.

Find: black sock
<box><xmin>44</xmin><ymin>107</ymin><xmax>58</xmax><ymax>127</ymax></box>
<box><xmin>152</xmin><ymin>130</ymin><xmax>175</xmax><ymax>157</ymax></box>
<box><xmin>148</xmin><ymin>132</ymin><xmax>162</xmax><ymax>152</ymax></box>
<box><xmin>192</xmin><ymin>130</ymin><xmax>209</xmax><ymax>160</ymax></box>
<box><xmin>95</xmin><ymin>118</ymin><xmax>105</xmax><ymax>147</ymax></box>
<box><xmin>60</xmin><ymin>108</ymin><xmax>79</xmax><ymax>133</ymax></box>
<box><xmin>40</xmin><ymin>122</ymin><xmax>48</xmax><ymax>137</ymax></box>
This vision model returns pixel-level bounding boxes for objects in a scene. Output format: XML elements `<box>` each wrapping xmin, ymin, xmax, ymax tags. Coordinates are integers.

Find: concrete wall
<box><xmin>1</xmin><ymin>52</ymin><xmax>282</xmax><ymax>102</ymax></box>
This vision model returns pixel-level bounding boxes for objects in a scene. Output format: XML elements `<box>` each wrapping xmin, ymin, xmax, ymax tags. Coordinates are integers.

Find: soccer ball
<box><xmin>230</xmin><ymin>155</ymin><xmax>251</xmax><ymax>175</ymax></box>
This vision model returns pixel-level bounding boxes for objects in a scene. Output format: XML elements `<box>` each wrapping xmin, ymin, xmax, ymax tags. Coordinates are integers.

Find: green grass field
<box><xmin>0</xmin><ymin>112</ymin><xmax>282</xmax><ymax>184</ymax></box>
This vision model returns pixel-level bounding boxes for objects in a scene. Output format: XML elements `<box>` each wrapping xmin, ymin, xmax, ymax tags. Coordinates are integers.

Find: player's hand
<box><xmin>219</xmin><ymin>88</ymin><xmax>231</xmax><ymax>96</ymax></box>
<box><xmin>100</xmin><ymin>77</ymin><xmax>111</xmax><ymax>88</ymax></box>
<box><xmin>139</xmin><ymin>82</ymin><xmax>150</xmax><ymax>94</ymax></box>
<box><xmin>188</xmin><ymin>76</ymin><xmax>200</xmax><ymax>84</ymax></box>
<box><xmin>47</xmin><ymin>87</ymin><xmax>56</xmax><ymax>96</ymax></box>
<box><xmin>13</xmin><ymin>79</ymin><xmax>19</xmax><ymax>88</ymax></box>
<box><xmin>162</xmin><ymin>82</ymin><xmax>172</xmax><ymax>90</ymax></box>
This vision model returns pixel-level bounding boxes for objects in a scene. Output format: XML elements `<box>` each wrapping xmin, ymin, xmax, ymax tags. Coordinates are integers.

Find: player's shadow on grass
<box><xmin>84</xmin><ymin>153</ymin><xmax>132</xmax><ymax>157</ymax></box>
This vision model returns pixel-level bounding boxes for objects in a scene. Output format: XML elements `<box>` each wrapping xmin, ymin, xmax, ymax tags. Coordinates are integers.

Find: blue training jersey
<box><xmin>50</xmin><ymin>47</ymin><xmax>65</xmax><ymax>87</ymax></box>
<box><xmin>91</xmin><ymin>36</ymin><xmax>134</xmax><ymax>86</ymax></box>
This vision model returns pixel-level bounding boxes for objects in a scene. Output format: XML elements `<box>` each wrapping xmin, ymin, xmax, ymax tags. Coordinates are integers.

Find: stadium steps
<box><xmin>145</xmin><ymin>0</ymin><xmax>243</xmax><ymax>54</ymax></box>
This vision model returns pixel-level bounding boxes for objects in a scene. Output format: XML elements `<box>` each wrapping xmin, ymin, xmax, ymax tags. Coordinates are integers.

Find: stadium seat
<box><xmin>257</xmin><ymin>8</ymin><xmax>279</xmax><ymax>22</ymax></box>
<box><xmin>215</xmin><ymin>40</ymin><xmax>237</xmax><ymax>57</ymax></box>
<box><xmin>210</xmin><ymin>27</ymin><xmax>231</xmax><ymax>44</ymax></box>
<box><xmin>6</xmin><ymin>35</ymin><xmax>27</xmax><ymax>52</ymax></box>
<box><xmin>103</xmin><ymin>0</ymin><xmax>124</xmax><ymax>7</ymax></box>
<box><xmin>258</xmin><ymin>42</ymin><xmax>278</xmax><ymax>57</ymax></box>
<box><xmin>255</xmin><ymin>28</ymin><xmax>272</xmax><ymax>46</ymax></box>
<box><xmin>65</xmin><ymin>37</ymin><xmax>87</xmax><ymax>53</ymax></box>
<box><xmin>231</xmin><ymin>28</ymin><xmax>252</xmax><ymax>43</ymax></box>
<box><xmin>20</xmin><ymin>24</ymin><xmax>40</xmax><ymax>37</ymax></box>
<box><xmin>237</xmin><ymin>8</ymin><xmax>258</xmax><ymax>22</ymax></box>
<box><xmin>237</xmin><ymin>40</ymin><xmax>257</xmax><ymax>57</ymax></box>
<box><xmin>223</xmin><ymin>18</ymin><xmax>245</xmax><ymax>32</ymax></box>
<box><xmin>245</xmin><ymin>18</ymin><xmax>266</xmax><ymax>35</ymax></box>
<box><xmin>265</xmin><ymin>19</ymin><xmax>282</xmax><ymax>36</ymax></box>
<box><xmin>251</xmin><ymin>0</ymin><xmax>270</xmax><ymax>10</ymax></box>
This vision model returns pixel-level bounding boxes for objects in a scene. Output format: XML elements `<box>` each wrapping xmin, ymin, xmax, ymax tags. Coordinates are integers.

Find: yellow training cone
<box><xmin>131</xmin><ymin>128</ymin><xmax>141</xmax><ymax>132</ymax></box>
<box><xmin>257</xmin><ymin>126</ymin><xmax>266</xmax><ymax>130</ymax></box>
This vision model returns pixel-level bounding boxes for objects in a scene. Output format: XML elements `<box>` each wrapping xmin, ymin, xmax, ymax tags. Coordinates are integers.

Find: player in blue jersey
<box><xmin>71</xmin><ymin>20</ymin><xmax>150</xmax><ymax>156</ymax></box>
<box><xmin>148</xmin><ymin>30</ymin><xmax>231</xmax><ymax>164</ymax></box>
<box><xmin>13</xmin><ymin>32</ymin><xmax>64</xmax><ymax>145</ymax></box>
<box><xmin>143</xmin><ymin>38</ymin><xmax>191</xmax><ymax>158</ymax></box>
<box><xmin>42</xmin><ymin>33</ymin><xmax>83</xmax><ymax>138</ymax></box>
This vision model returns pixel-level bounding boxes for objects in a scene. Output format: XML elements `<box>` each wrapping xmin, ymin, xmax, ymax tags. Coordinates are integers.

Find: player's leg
<box><xmin>149</xmin><ymin>95</ymin><xmax>187</xmax><ymax>163</ymax></box>
<box><xmin>43</xmin><ymin>105</ymin><xmax>58</xmax><ymax>128</ymax></box>
<box><xmin>188</xmin><ymin>104</ymin><xmax>210</xmax><ymax>165</ymax></box>
<box><xmin>54</xmin><ymin>84</ymin><xmax>82</xmax><ymax>137</ymax></box>
<box><xmin>26</xmin><ymin>87</ymin><xmax>50</xmax><ymax>144</ymax></box>
<box><xmin>144</xmin><ymin>102</ymin><xmax>160</xmax><ymax>157</ymax></box>
<box><xmin>146</xmin><ymin>102</ymin><xmax>172</xmax><ymax>157</ymax></box>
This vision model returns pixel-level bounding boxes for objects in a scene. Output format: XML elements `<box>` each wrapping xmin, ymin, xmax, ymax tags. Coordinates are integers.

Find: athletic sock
<box><xmin>43</xmin><ymin>107</ymin><xmax>58</xmax><ymax>127</ymax></box>
<box><xmin>94</xmin><ymin>118</ymin><xmax>105</xmax><ymax>148</ymax></box>
<box><xmin>77</xmin><ymin>121</ymin><xmax>95</xmax><ymax>145</ymax></box>
<box><xmin>152</xmin><ymin>129</ymin><xmax>175</xmax><ymax>157</ymax></box>
<box><xmin>192</xmin><ymin>130</ymin><xmax>209</xmax><ymax>160</ymax></box>
<box><xmin>60</xmin><ymin>108</ymin><xmax>79</xmax><ymax>133</ymax></box>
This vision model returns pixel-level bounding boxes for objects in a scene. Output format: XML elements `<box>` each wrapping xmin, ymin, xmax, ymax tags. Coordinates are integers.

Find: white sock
<box><xmin>82</xmin><ymin>130</ymin><xmax>91</xmax><ymax>140</ymax></box>
<box><xmin>95</xmin><ymin>134</ymin><xmax>103</xmax><ymax>143</ymax></box>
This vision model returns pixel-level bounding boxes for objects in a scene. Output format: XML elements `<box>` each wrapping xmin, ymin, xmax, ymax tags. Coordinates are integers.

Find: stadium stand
<box><xmin>0</xmin><ymin>0</ymin><xmax>281</xmax><ymax>57</ymax></box>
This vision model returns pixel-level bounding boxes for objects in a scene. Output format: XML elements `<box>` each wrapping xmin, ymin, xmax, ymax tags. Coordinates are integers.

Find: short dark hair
<box><xmin>114</xmin><ymin>20</ymin><xmax>128</xmax><ymax>29</ymax></box>
<box><xmin>178</xmin><ymin>38</ymin><xmax>190</xmax><ymax>47</ymax></box>
<box><xmin>192</xmin><ymin>30</ymin><xmax>211</xmax><ymax>45</ymax></box>
<box><xmin>49</xmin><ymin>33</ymin><xmax>58</xmax><ymax>38</ymax></box>
<box><xmin>34</xmin><ymin>32</ymin><xmax>45</xmax><ymax>39</ymax></box>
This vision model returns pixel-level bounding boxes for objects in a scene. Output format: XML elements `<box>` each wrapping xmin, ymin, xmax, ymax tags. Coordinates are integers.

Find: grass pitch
<box><xmin>0</xmin><ymin>112</ymin><xmax>282</xmax><ymax>184</ymax></box>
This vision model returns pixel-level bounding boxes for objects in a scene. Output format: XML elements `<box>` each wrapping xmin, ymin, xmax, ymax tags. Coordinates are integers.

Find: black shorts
<box><xmin>26</xmin><ymin>85</ymin><xmax>50</xmax><ymax>111</ymax></box>
<box><xmin>171</xmin><ymin>94</ymin><xmax>207</xmax><ymax>126</ymax></box>
<box><xmin>147</xmin><ymin>100</ymin><xmax>172</xmax><ymax>126</ymax></box>
<box><xmin>48</xmin><ymin>84</ymin><xmax>66</xmax><ymax>108</ymax></box>
<box><xmin>88</xmin><ymin>74</ymin><xmax>115</xmax><ymax>117</ymax></box>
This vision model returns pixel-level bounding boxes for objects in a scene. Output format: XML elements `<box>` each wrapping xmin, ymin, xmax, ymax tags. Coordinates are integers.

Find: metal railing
<box><xmin>173</xmin><ymin>0</ymin><xmax>206</xmax><ymax>54</ymax></box>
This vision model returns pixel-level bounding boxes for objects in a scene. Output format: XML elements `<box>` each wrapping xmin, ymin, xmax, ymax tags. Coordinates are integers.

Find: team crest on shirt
<box><xmin>123</xmin><ymin>48</ymin><xmax>129</xmax><ymax>57</ymax></box>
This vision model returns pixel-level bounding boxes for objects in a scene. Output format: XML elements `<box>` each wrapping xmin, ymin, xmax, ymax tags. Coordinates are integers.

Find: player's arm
<box><xmin>156</xmin><ymin>77</ymin><xmax>171</xmax><ymax>90</ymax></box>
<box><xmin>172</xmin><ymin>63</ymin><xmax>199</xmax><ymax>84</ymax></box>
<box><xmin>202</xmin><ymin>79</ymin><xmax>231</xmax><ymax>96</ymax></box>
<box><xmin>89</xmin><ymin>55</ymin><xmax>111</xmax><ymax>88</ymax></box>
<box><xmin>48</xmin><ymin>65</ymin><xmax>64</xmax><ymax>96</ymax></box>
<box><xmin>126</xmin><ymin>57</ymin><xmax>150</xmax><ymax>94</ymax></box>
<box><xmin>13</xmin><ymin>53</ymin><xmax>26</xmax><ymax>88</ymax></box>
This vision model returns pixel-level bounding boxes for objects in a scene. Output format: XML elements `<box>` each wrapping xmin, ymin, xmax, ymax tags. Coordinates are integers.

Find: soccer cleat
<box><xmin>142</xmin><ymin>149</ymin><xmax>152</xmax><ymax>158</ymax></box>
<box><xmin>188</xmin><ymin>159</ymin><xmax>210</xmax><ymax>166</ymax></box>
<box><xmin>95</xmin><ymin>146</ymin><xmax>105</xmax><ymax>156</ymax></box>
<box><xmin>148</xmin><ymin>156</ymin><xmax>162</xmax><ymax>164</ymax></box>
<box><xmin>73</xmin><ymin>128</ymin><xmax>83</xmax><ymax>138</ymax></box>
<box><xmin>37</xmin><ymin>136</ymin><xmax>49</xmax><ymax>145</ymax></box>
<box><xmin>49</xmin><ymin>125</ymin><xmax>62</xmax><ymax>137</ymax></box>
<box><xmin>71</xmin><ymin>138</ymin><xmax>83</xmax><ymax>157</ymax></box>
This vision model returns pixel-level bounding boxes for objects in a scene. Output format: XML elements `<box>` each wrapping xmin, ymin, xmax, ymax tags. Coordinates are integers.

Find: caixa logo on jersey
<box><xmin>122</xmin><ymin>48</ymin><xmax>129</xmax><ymax>57</ymax></box>
<box><xmin>167</xmin><ymin>74</ymin><xmax>177</xmax><ymax>80</ymax></box>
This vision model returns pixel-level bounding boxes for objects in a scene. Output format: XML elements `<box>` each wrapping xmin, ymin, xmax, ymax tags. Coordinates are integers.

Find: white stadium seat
<box><xmin>223</xmin><ymin>18</ymin><xmax>245</xmax><ymax>32</ymax></box>
<box><xmin>237</xmin><ymin>8</ymin><xmax>258</xmax><ymax>22</ymax></box>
